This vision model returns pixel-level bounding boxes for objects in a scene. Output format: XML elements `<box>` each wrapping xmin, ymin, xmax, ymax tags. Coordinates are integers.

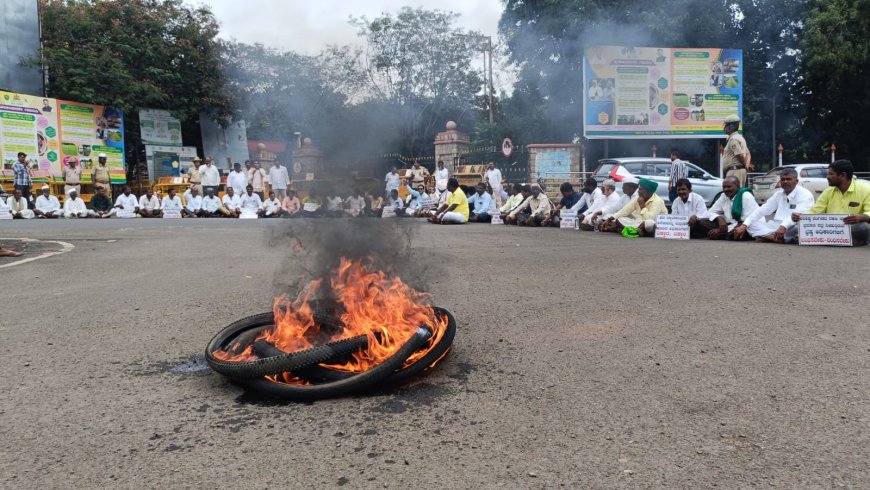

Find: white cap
<box><xmin>623</xmin><ymin>177</ymin><xmax>639</xmax><ymax>184</ymax></box>
<box><xmin>41</xmin><ymin>184</ymin><xmax>50</xmax><ymax>190</ymax></box>
<box><xmin>98</xmin><ymin>153</ymin><xmax>107</xmax><ymax>158</ymax></box>
<box><xmin>66</xmin><ymin>187</ymin><xmax>77</xmax><ymax>195</ymax></box>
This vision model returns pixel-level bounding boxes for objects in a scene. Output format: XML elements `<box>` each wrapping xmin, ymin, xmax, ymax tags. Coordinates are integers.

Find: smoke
<box><xmin>266</xmin><ymin>219</ymin><xmax>443</xmax><ymax>299</ymax></box>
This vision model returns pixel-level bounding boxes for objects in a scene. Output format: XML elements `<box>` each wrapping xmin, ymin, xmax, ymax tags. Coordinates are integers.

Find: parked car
<box><xmin>751</xmin><ymin>164</ymin><xmax>829</xmax><ymax>203</ymax></box>
<box><xmin>592</xmin><ymin>158</ymin><xmax>722</xmax><ymax>205</ymax></box>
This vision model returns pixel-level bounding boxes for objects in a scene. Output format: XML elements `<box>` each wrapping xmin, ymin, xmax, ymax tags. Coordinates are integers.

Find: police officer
<box><xmin>722</xmin><ymin>115</ymin><xmax>753</xmax><ymax>187</ymax></box>
<box><xmin>92</xmin><ymin>152</ymin><xmax>113</xmax><ymax>199</ymax></box>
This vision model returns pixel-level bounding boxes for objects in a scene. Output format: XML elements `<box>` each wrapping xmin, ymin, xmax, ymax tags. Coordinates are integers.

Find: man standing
<box><xmin>602</xmin><ymin>178</ymin><xmax>667</xmax><ymax>236</ymax></box>
<box><xmin>12</xmin><ymin>152</ymin><xmax>32</xmax><ymax>206</ymax></box>
<box><xmin>385</xmin><ymin>167</ymin><xmax>401</xmax><ymax>195</ymax></box>
<box><xmin>509</xmin><ymin>185</ymin><xmax>552</xmax><ymax>227</ymax></box>
<box><xmin>543</xmin><ymin>182</ymin><xmax>582</xmax><ymax>226</ymax></box>
<box><xmin>667</xmin><ymin>149</ymin><xmax>689</xmax><ymax>203</ymax></box>
<box><xmin>200</xmin><ymin>157</ymin><xmax>221</xmax><ymax>195</ymax></box>
<box><xmin>227</xmin><ymin>163</ymin><xmax>248</xmax><ymax>196</ymax></box>
<box><xmin>92</xmin><ymin>153</ymin><xmax>113</xmax><ymax>199</ymax></box>
<box><xmin>791</xmin><ymin>160</ymin><xmax>870</xmax><ymax>246</ymax></box>
<box><xmin>63</xmin><ymin>190</ymin><xmax>94</xmax><ymax>218</ymax></box>
<box><xmin>734</xmin><ymin>167</ymin><xmax>813</xmax><ymax>243</ymax></box>
<box><xmin>722</xmin><ymin>115</ymin><xmax>753</xmax><ymax>187</ymax></box>
<box><xmin>693</xmin><ymin>176</ymin><xmax>760</xmax><ymax>240</ymax></box>
<box><xmin>430</xmin><ymin>178</ymin><xmax>469</xmax><ymax>224</ymax></box>
<box><xmin>63</xmin><ymin>158</ymin><xmax>83</xmax><ymax>196</ymax></box>
<box><xmin>34</xmin><ymin>185</ymin><xmax>63</xmax><ymax>218</ymax></box>
<box><xmin>91</xmin><ymin>186</ymin><xmax>116</xmax><ymax>218</ymax></box>
<box><xmin>114</xmin><ymin>186</ymin><xmax>140</xmax><ymax>216</ymax></box>
<box><xmin>183</xmin><ymin>187</ymin><xmax>203</xmax><ymax>218</ymax></box>
<box><xmin>138</xmin><ymin>188</ymin><xmax>162</xmax><ymax>217</ymax></box>
<box><xmin>7</xmin><ymin>189</ymin><xmax>34</xmax><ymax>219</ymax></box>
<box><xmin>221</xmin><ymin>187</ymin><xmax>241</xmax><ymax>217</ymax></box>
<box><xmin>281</xmin><ymin>190</ymin><xmax>301</xmax><ymax>217</ymax></box>
<box><xmin>407</xmin><ymin>160</ymin><xmax>430</xmax><ymax>189</ymax></box>
<box><xmin>248</xmin><ymin>161</ymin><xmax>267</xmax><ymax>199</ymax></box>
<box><xmin>268</xmin><ymin>161</ymin><xmax>290</xmax><ymax>198</ymax></box>
<box><xmin>467</xmin><ymin>183</ymin><xmax>494</xmax><ymax>222</ymax></box>
<box><xmin>484</xmin><ymin>162</ymin><xmax>504</xmax><ymax>207</ymax></box>
<box><xmin>187</xmin><ymin>157</ymin><xmax>203</xmax><ymax>195</ymax></box>
<box><xmin>434</xmin><ymin>160</ymin><xmax>450</xmax><ymax>196</ymax></box>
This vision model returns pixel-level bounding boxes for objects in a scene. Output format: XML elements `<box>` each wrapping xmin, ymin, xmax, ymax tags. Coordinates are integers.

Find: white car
<box><xmin>751</xmin><ymin>164</ymin><xmax>829</xmax><ymax>203</ymax></box>
<box><xmin>592</xmin><ymin>158</ymin><xmax>722</xmax><ymax>205</ymax></box>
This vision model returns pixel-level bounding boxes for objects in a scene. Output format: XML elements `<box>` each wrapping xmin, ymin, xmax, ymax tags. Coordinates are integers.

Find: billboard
<box><xmin>200</xmin><ymin>112</ymin><xmax>249</xmax><ymax>170</ymax></box>
<box><xmin>0</xmin><ymin>90</ymin><xmax>126</xmax><ymax>181</ymax></box>
<box><xmin>139</xmin><ymin>108</ymin><xmax>182</xmax><ymax>146</ymax></box>
<box><xmin>583</xmin><ymin>46</ymin><xmax>743</xmax><ymax>139</ymax></box>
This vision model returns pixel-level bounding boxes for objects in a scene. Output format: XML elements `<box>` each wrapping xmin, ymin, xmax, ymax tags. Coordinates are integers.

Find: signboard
<box><xmin>501</xmin><ymin>138</ymin><xmax>513</xmax><ymax>158</ymax></box>
<box><xmin>139</xmin><ymin>108</ymin><xmax>182</xmax><ymax>146</ymax></box>
<box><xmin>302</xmin><ymin>202</ymin><xmax>319</xmax><ymax>212</ymax></box>
<box><xmin>145</xmin><ymin>145</ymin><xmax>199</xmax><ymax>181</ymax></box>
<box><xmin>239</xmin><ymin>212</ymin><xmax>259</xmax><ymax>219</ymax></box>
<box><xmin>419</xmin><ymin>196</ymin><xmax>436</xmax><ymax>209</ymax></box>
<box><xmin>798</xmin><ymin>214</ymin><xmax>852</xmax><ymax>246</ymax></box>
<box><xmin>491</xmin><ymin>214</ymin><xmax>503</xmax><ymax>224</ymax></box>
<box><xmin>655</xmin><ymin>215</ymin><xmax>690</xmax><ymax>240</ymax></box>
<box><xmin>583</xmin><ymin>46</ymin><xmax>743</xmax><ymax>139</ymax></box>
<box><xmin>57</xmin><ymin>99</ymin><xmax>126</xmax><ymax>182</ymax></box>
<box><xmin>381</xmin><ymin>206</ymin><xmax>397</xmax><ymax>218</ymax></box>
<box><xmin>0</xmin><ymin>91</ymin><xmax>60</xmax><ymax>171</ymax></box>
<box><xmin>560</xmin><ymin>210</ymin><xmax>578</xmax><ymax>229</ymax></box>
<box><xmin>117</xmin><ymin>209</ymin><xmax>137</xmax><ymax>219</ymax></box>
<box><xmin>162</xmin><ymin>210</ymin><xmax>182</xmax><ymax>219</ymax></box>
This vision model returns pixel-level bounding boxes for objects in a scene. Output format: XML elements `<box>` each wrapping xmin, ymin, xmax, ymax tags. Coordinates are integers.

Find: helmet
<box><xmin>723</xmin><ymin>114</ymin><xmax>740</xmax><ymax>124</ymax></box>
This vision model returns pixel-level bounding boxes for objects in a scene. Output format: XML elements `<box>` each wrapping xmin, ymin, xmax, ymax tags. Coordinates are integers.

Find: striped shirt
<box><xmin>12</xmin><ymin>162</ymin><xmax>31</xmax><ymax>186</ymax></box>
<box><xmin>669</xmin><ymin>159</ymin><xmax>689</xmax><ymax>186</ymax></box>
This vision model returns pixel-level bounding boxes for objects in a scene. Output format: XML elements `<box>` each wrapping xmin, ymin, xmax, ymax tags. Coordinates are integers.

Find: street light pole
<box><xmin>487</xmin><ymin>36</ymin><xmax>494</xmax><ymax>124</ymax></box>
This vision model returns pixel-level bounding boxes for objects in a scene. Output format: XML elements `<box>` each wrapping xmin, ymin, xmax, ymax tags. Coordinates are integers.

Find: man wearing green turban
<box><xmin>601</xmin><ymin>178</ymin><xmax>668</xmax><ymax>236</ymax></box>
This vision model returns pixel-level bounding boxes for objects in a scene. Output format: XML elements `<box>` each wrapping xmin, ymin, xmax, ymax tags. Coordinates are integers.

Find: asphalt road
<box><xmin>1</xmin><ymin>219</ymin><xmax>867</xmax><ymax>489</ymax></box>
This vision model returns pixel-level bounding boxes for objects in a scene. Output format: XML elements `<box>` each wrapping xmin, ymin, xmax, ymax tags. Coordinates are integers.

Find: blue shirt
<box><xmin>559</xmin><ymin>192</ymin><xmax>582</xmax><ymax>209</ymax></box>
<box><xmin>12</xmin><ymin>162</ymin><xmax>31</xmax><ymax>186</ymax></box>
<box><xmin>467</xmin><ymin>192</ymin><xmax>494</xmax><ymax>215</ymax></box>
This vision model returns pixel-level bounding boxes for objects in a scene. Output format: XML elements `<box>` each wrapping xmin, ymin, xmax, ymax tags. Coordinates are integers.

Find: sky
<box><xmin>205</xmin><ymin>0</ymin><xmax>513</xmax><ymax>91</ymax></box>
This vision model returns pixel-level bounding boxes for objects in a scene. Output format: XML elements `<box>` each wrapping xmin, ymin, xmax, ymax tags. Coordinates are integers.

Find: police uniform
<box><xmin>92</xmin><ymin>165</ymin><xmax>112</xmax><ymax>199</ymax></box>
<box><xmin>187</xmin><ymin>165</ymin><xmax>203</xmax><ymax>195</ymax></box>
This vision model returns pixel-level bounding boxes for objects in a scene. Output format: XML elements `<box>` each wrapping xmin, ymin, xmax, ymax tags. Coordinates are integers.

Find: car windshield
<box><xmin>594</xmin><ymin>162</ymin><xmax>617</xmax><ymax>176</ymax></box>
<box><xmin>763</xmin><ymin>168</ymin><xmax>787</xmax><ymax>177</ymax></box>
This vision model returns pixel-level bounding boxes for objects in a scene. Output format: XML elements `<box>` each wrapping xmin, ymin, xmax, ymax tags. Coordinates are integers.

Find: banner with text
<box><xmin>0</xmin><ymin>91</ymin><xmax>61</xmax><ymax>171</ymax></box>
<box><xmin>655</xmin><ymin>215</ymin><xmax>690</xmax><ymax>240</ymax></box>
<box><xmin>583</xmin><ymin>46</ymin><xmax>743</xmax><ymax>139</ymax></box>
<box><xmin>57</xmin><ymin>99</ymin><xmax>126</xmax><ymax>182</ymax></box>
<box><xmin>798</xmin><ymin>215</ymin><xmax>852</xmax><ymax>246</ymax></box>
<box><xmin>139</xmin><ymin>108</ymin><xmax>182</xmax><ymax>146</ymax></box>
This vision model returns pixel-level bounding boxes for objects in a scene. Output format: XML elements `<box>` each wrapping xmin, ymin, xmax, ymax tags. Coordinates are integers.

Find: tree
<box><xmin>35</xmin><ymin>0</ymin><xmax>233</xmax><ymax>175</ymax></box>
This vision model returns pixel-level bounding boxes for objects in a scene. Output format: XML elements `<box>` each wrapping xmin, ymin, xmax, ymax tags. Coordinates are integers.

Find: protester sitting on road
<box><xmin>668</xmin><ymin>178</ymin><xmax>710</xmax><ymax>238</ymax></box>
<box><xmin>302</xmin><ymin>189</ymin><xmax>324</xmax><ymax>218</ymax></box>
<box><xmin>692</xmin><ymin>176</ymin><xmax>759</xmax><ymax>240</ymax></box>
<box><xmin>467</xmin><ymin>183</ymin><xmax>494</xmax><ymax>222</ymax></box>
<box><xmin>201</xmin><ymin>187</ymin><xmax>229</xmax><ymax>217</ymax></box>
<box><xmin>581</xmin><ymin>179</ymin><xmax>621</xmax><ymax>230</ymax></box>
<box><xmin>569</xmin><ymin>178</ymin><xmax>604</xmax><ymax>217</ymax></box>
<box><xmin>114</xmin><ymin>186</ymin><xmax>139</xmax><ymax>216</ymax></box>
<box><xmin>63</xmin><ymin>190</ymin><xmax>93</xmax><ymax>218</ymax></box>
<box><xmin>261</xmin><ymin>191</ymin><xmax>282</xmax><ymax>217</ymax></box>
<box><xmin>183</xmin><ymin>187</ymin><xmax>203</xmax><ymax>218</ymax></box>
<box><xmin>161</xmin><ymin>188</ymin><xmax>183</xmax><ymax>215</ymax></box>
<box><xmin>619</xmin><ymin>178</ymin><xmax>639</xmax><ymax>208</ymax></box>
<box><xmin>138</xmin><ymin>188</ymin><xmax>162</xmax><ymax>217</ymax></box>
<box><xmin>543</xmin><ymin>182</ymin><xmax>582</xmax><ymax>227</ymax></box>
<box><xmin>91</xmin><ymin>186</ymin><xmax>116</xmax><ymax>218</ymax></box>
<box><xmin>510</xmin><ymin>184</ymin><xmax>552</xmax><ymax>227</ymax></box>
<box><xmin>345</xmin><ymin>189</ymin><xmax>366</xmax><ymax>217</ymax></box>
<box><xmin>430</xmin><ymin>178</ymin><xmax>469</xmax><ymax>224</ymax></box>
<box><xmin>601</xmin><ymin>178</ymin><xmax>667</xmax><ymax>236</ymax></box>
<box><xmin>222</xmin><ymin>187</ymin><xmax>241</xmax><ymax>217</ymax></box>
<box><xmin>365</xmin><ymin>191</ymin><xmax>384</xmax><ymax>217</ymax></box>
<box><xmin>734</xmin><ymin>167</ymin><xmax>814</xmax><ymax>243</ymax></box>
<box><xmin>8</xmin><ymin>189</ymin><xmax>34</xmax><ymax>219</ymax></box>
<box><xmin>499</xmin><ymin>184</ymin><xmax>524</xmax><ymax>219</ymax></box>
<box><xmin>281</xmin><ymin>190</ymin><xmax>301</xmax><ymax>217</ymax></box>
<box><xmin>791</xmin><ymin>159</ymin><xmax>870</xmax><ymax>246</ymax></box>
<box><xmin>325</xmin><ymin>191</ymin><xmax>344</xmax><ymax>217</ymax></box>
<box><xmin>503</xmin><ymin>185</ymin><xmax>532</xmax><ymax>225</ymax></box>
<box><xmin>240</xmin><ymin>185</ymin><xmax>263</xmax><ymax>216</ymax></box>
<box><xmin>386</xmin><ymin>189</ymin><xmax>406</xmax><ymax>217</ymax></box>
<box><xmin>227</xmin><ymin>162</ymin><xmax>248</xmax><ymax>196</ymax></box>
<box><xmin>405</xmin><ymin>183</ymin><xmax>430</xmax><ymax>216</ymax></box>
<box><xmin>33</xmin><ymin>185</ymin><xmax>62</xmax><ymax>219</ymax></box>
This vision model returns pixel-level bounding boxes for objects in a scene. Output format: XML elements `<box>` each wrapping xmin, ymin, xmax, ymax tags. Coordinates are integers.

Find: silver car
<box><xmin>592</xmin><ymin>158</ymin><xmax>722</xmax><ymax>205</ymax></box>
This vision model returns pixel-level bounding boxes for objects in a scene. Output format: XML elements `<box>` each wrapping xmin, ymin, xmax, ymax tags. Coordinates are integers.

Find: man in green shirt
<box><xmin>792</xmin><ymin>160</ymin><xmax>870</xmax><ymax>246</ymax></box>
<box><xmin>90</xmin><ymin>186</ymin><xmax>116</xmax><ymax>218</ymax></box>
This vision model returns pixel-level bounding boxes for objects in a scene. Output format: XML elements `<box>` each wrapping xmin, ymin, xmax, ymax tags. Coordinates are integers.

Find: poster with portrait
<box><xmin>583</xmin><ymin>46</ymin><xmax>743</xmax><ymax>139</ymax></box>
<box><xmin>57</xmin><ymin>99</ymin><xmax>126</xmax><ymax>183</ymax></box>
<box><xmin>0</xmin><ymin>90</ymin><xmax>61</xmax><ymax>171</ymax></box>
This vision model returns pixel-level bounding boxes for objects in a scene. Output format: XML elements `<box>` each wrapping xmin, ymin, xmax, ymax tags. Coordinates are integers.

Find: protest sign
<box><xmin>302</xmin><ymin>202</ymin><xmax>319</xmax><ymax>212</ymax></box>
<box><xmin>798</xmin><ymin>214</ymin><xmax>852</xmax><ymax>246</ymax></box>
<box><xmin>560</xmin><ymin>210</ymin><xmax>578</xmax><ymax>229</ymax></box>
<box><xmin>116</xmin><ymin>209</ymin><xmax>137</xmax><ymax>218</ymax></box>
<box><xmin>655</xmin><ymin>215</ymin><xmax>690</xmax><ymax>240</ymax></box>
<box><xmin>419</xmin><ymin>196</ymin><xmax>436</xmax><ymax>209</ymax></box>
<box><xmin>240</xmin><ymin>212</ymin><xmax>259</xmax><ymax>219</ymax></box>
<box><xmin>162</xmin><ymin>210</ymin><xmax>181</xmax><ymax>219</ymax></box>
<box><xmin>381</xmin><ymin>206</ymin><xmax>397</xmax><ymax>218</ymax></box>
<box><xmin>491</xmin><ymin>214</ymin><xmax>503</xmax><ymax>224</ymax></box>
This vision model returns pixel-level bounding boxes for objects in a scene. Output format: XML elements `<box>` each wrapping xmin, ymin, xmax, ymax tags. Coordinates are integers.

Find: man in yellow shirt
<box><xmin>430</xmin><ymin>178</ymin><xmax>468</xmax><ymax>224</ymax></box>
<box><xmin>792</xmin><ymin>160</ymin><xmax>870</xmax><ymax>246</ymax></box>
<box><xmin>602</xmin><ymin>178</ymin><xmax>667</xmax><ymax>236</ymax></box>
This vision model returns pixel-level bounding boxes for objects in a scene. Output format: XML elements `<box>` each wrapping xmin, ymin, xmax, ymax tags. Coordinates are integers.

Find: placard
<box><xmin>302</xmin><ymin>202</ymin><xmax>319</xmax><ymax>212</ymax></box>
<box><xmin>419</xmin><ymin>197</ymin><xmax>436</xmax><ymax>209</ymax></box>
<box><xmin>240</xmin><ymin>212</ymin><xmax>259</xmax><ymax>219</ymax></box>
<box><xmin>0</xmin><ymin>205</ymin><xmax>12</xmax><ymax>219</ymax></box>
<box><xmin>491</xmin><ymin>213</ymin><xmax>503</xmax><ymax>225</ymax></box>
<box><xmin>162</xmin><ymin>210</ymin><xmax>181</xmax><ymax>219</ymax></box>
<box><xmin>655</xmin><ymin>215</ymin><xmax>690</xmax><ymax>240</ymax></box>
<box><xmin>560</xmin><ymin>210</ymin><xmax>578</xmax><ymax>229</ymax></box>
<box><xmin>116</xmin><ymin>209</ymin><xmax>137</xmax><ymax>218</ymax></box>
<box><xmin>798</xmin><ymin>214</ymin><xmax>852</xmax><ymax>246</ymax></box>
<box><xmin>381</xmin><ymin>206</ymin><xmax>397</xmax><ymax>218</ymax></box>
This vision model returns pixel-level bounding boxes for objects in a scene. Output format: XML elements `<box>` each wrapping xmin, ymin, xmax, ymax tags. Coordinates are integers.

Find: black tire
<box><xmin>232</xmin><ymin>327</ymin><xmax>431</xmax><ymax>401</ymax></box>
<box><xmin>205</xmin><ymin>312</ymin><xmax>368</xmax><ymax>379</ymax></box>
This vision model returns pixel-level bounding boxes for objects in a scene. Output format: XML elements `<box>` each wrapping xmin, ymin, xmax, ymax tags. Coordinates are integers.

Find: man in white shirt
<box><xmin>183</xmin><ymin>187</ymin><xmax>203</xmax><ymax>218</ymax></box>
<box><xmin>385</xmin><ymin>167</ymin><xmax>401</xmax><ymax>194</ymax></box>
<box><xmin>34</xmin><ymin>185</ymin><xmax>62</xmax><ymax>219</ymax></box>
<box><xmin>570</xmin><ymin>178</ymin><xmax>605</xmax><ymax>219</ymax></box>
<box><xmin>248</xmin><ymin>161</ymin><xmax>267</xmax><ymax>198</ymax></box>
<box><xmin>239</xmin><ymin>185</ymin><xmax>263</xmax><ymax>216</ymax></box>
<box><xmin>201</xmin><ymin>187</ymin><xmax>230</xmax><ymax>217</ymax></box>
<box><xmin>325</xmin><ymin>192</ymin><xmax>344</xmax><ymax>217</ymax></box>
<box><xmin>114</xmin><ymin>186</ymin><xmax>140</xmax><ymax>216</ymax></box>
<box><xmin>63</xmin><ymin>189</ymin><xmax>94</xmax><ymax>218</ymax></box>
<box><xmin>221</xmin><ymin>187</ymin><xmax>242</xmax><ymax>217</ymax></box>
<box><xmin>581</xmin><ymin>179</ymin><xmax>622</xmax><ymax>230</ymax></box>
<box><xmin>434</xmin><ymin>160</ymin><xmax>450</xmax><ymax>196</ymax></box>
<box><xmin>619</xmin><ymin>178</ymin><xmax>639</xmax><ymax>208</ymax></box>
<box><xmin>484</xmin><ymin>162</ymin><xmax>503</xmax><ymax>207</ymax></box>
<box><xmin>200</xmin><ymin>157</ymin><xmax>221</xmax><ymax>195</ymax></box>
<box><xmin>260</xmin><ymin>190</ymin><xmax>282</xmax><ymax>217</ymax></box>
<box><xmin>137</xmin><ymin>188</ymin><xmax>162</xmax><ymax>217</ymax></box>
<box><xmin>161</xmin><ymin>188</ymin><xmax>183</xmax><ymax>213</ymax></box>
<box><xmin>227</xmin><ymin>163</ymin><xmax>248</xmax><ymax>196</ymax></box>
<box><xmin>508</xmin><ymin>185</ymin><xmax>552</xmax><ymax>226</ymax></box>
<box><xmin>345</xmin><ymin>189</ymin><xmax>366</xmax><ymax>217</ymax></box>
<box><xmin>733</xmin><ymin>167</ymin><xmax>814</xmax><ymax>243</ymax></box>
<box><xmin>694</xmin><ymin>176</ymin><xmax>761</xmax><ymax>240</ymax></box>
<box><xmin>386</xmin><ymin>189</ymin><xmax>405</xmax><ymax>216</ymax></box>
<box><xmin>7</xmin><ymin>189</ymin><xmax>34</xmax><ymax>219</ymax></box>
<box><xmin>268</xmin><ymin>161</ymin><xmax>290</xmax><ymax>198</ymax></box>
<box><xmin>669</xmin><ymin>178</ymin><xmax>709</xmax><ymax>238</ymax></box>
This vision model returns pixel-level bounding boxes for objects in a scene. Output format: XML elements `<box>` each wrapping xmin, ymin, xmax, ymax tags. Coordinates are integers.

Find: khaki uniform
<box><xmin>187</xmin><ymin>166</ymin><xmax>203</xmax><ymax>195</ymax></box>
<box><xmin>407</xmin><ymin>167</ymin><xmax>430</xmax><ymax>187</ymax></box>
<box><xmin>723</xmin><ymin>133</ymin><xmax>749</xmax><ymax>187</ymax></box>
<box><xmin>92</xmin><ymin>165</ymin><xmax>112</xmax><ymax>199</ymax></box>
<box><xmin>63</xmin><ymin>166</ymin><xmax>82</xmax><ymax>196</ymax></box>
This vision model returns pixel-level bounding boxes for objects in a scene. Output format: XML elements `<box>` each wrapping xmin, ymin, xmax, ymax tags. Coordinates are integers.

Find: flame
<box><xmin>214</xmin><ymin>258</ymin><xmax>448</xmax><ymax>383</ymax></box>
